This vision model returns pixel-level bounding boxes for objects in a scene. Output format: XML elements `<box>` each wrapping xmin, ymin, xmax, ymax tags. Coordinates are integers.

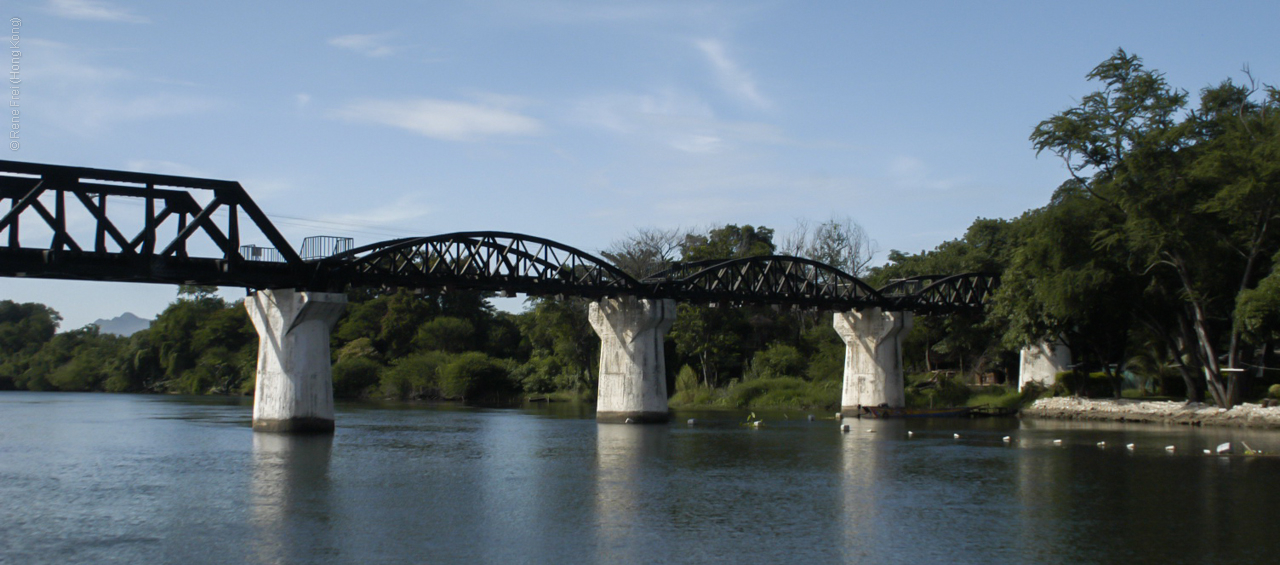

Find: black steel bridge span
<box><xmin>0</xmin><ymin>160</ymin><xmax>996</xmax><ymax>312</ymax></box>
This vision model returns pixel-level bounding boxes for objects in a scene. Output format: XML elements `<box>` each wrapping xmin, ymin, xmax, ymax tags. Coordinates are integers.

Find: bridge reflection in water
<box><xmin>249</xmin><ymin>433</ymin><xmax>335</xmax><ymax>563</ymax></box>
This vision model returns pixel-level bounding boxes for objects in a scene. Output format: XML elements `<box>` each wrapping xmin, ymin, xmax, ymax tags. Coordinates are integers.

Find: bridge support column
<box><xmin>834</xmin><ymin>308</ymin><xmax>912</xmax><ymax>416</ymax></box>
<box><xmin>1018</xmin><ymin>341</ymin><xmax>1070</xmax><ymax>391</ymax></box>
<box><xmin>589</xmin><ymin>297</ymin><xmax>677</xmax><ymax>424</ymax></box>
<box><xmin>246</xmin><ymin>289</ymin><xmax>347</xmax><ymax>433</ymax></box>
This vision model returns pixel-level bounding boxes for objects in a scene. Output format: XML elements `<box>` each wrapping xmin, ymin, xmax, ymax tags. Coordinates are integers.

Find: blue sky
<box><xmin>4</xmin><ymin>0</ymin><xmax>1279</xmax><ymax>329</ymax></box>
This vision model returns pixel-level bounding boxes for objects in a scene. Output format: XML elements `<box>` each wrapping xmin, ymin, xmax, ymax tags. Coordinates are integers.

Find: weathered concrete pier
<box><xmin>589</xmin><ymin>297</ymin><xmax>677</xmax><ymax>423</ymax></box>
<box><xmin>1018</xmin><ymin>341</ymin><xmax>1071</xmax><ymax>391</ymax></box>
<box><xmin>834</xmin><ymin>308</ymin><xmax>912</xmax><ymax>416</ymax></box>
<box><xmin>245</xmin><ymin>289</ymin><xmax>347</xmax><ymax>433</ymax></box>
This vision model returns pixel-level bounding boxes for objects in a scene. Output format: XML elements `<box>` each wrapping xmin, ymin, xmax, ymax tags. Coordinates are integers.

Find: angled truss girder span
<box><xmin>0</xmin><ymin>160</ymin><xmax>304</xmax><ymax>287</ymax></box>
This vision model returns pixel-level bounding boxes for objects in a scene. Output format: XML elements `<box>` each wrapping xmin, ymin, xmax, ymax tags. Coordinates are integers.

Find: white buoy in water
<box><xmin>954</xmin><ymin>433</ymin><xmax>961</xmax><ymax>439</ymax></box>
<box><xmin>807</xmin><ymin>414</ymin><xmax>815</xmax><ymax>422</ymax></box>
<box><xmin>1203</xmin><ymin>449</ymin><xmax>1211</xmax><ymax>454</ymax></box>
<box><xmin>907</xmin><ymin>431</ymin><xmax>914</xmax><ymax>437</ymax></box>
<box><xmin>1097</xmin><ymin>441</ymin><xmax>1106</xmax><ymax>448</ymax></box>
<box><xmin>1126</xmin><ymin>443</ymin><xmax>1135</xmax><ymax>450</ymax></box>
<box><xmin>1003</xmin><ymin>436</ymin><xmax>1011</xmax><ymax>443</ymax></box>
<box><xmin>841</xmin><ymin>424</ymin><xmax>851</xmax><ymax>433</ymax></box>
<box><xmin>1053</xmin><ymin>439</ymin><xmax>1063</xmax><ymax>445</ymax></box>
<box><xmin>687</xmin><ymin>418</ymin><xmax>696</xmax><ymax>425</ymax></box>
<box><xmin>836</xmin><ymin>412</ymin><xmax>843</xmax><ymax>420</ymax></box>
<box><xmin>625</xmin><ymin>418</ymin><xmax>634</xmax><ymax>424</ymax></box>
<box><xmin>1165</xmin><ymin>445</ymin><xmax>1176</xmax><ymax>453</ymax></box>
<box><xmin>866</xmin><ymin>429</ymin><xmax>875</xmax><ymax>433</ymax></box>
<box><xmin>1216</xmin><ymin>442</ymin><xmax>1232</xmax><ymax>455</ymax></box>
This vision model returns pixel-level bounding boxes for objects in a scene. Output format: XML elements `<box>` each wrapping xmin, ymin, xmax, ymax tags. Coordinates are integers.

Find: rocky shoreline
<box><xmin>1022</xmin><ymin>397</ymin><xmax>1280</xmax><ymax>429</ymax></box>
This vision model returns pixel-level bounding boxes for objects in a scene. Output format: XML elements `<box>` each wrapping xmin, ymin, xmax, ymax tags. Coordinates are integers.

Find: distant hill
<box><xmin>92</xmin><ymin>312</ymin><xmax>153</xmax><ymax>337</ymax></box>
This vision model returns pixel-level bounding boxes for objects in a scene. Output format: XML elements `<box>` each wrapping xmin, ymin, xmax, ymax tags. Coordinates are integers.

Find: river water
<box><xmin>2</xmin><ymin>392</ymin><xmax>1279</xmax><ymax>564</ymax></box>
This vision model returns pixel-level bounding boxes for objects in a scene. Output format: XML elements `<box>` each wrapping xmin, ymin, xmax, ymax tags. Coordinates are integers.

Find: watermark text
<box><xmin>10</xmin><ymin>17</ymin><xmax>21</xmax><ymax>151</ymax></box>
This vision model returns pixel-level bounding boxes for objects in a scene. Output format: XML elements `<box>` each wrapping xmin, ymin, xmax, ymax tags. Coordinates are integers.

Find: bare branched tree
<box><xmin>600</xmin><ymin>227</ymin><xmax>689</xmax><ymax>278</ymax></box>
<box><xmin>781</xmin><ymin>216</ymin><xmax>878</xmax><ymax>277</ymax></box>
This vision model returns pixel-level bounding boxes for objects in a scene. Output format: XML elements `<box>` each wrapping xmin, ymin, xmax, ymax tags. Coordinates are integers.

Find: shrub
<box><xmin>380</xmin><ymin>351</ymin><xmax>451</xmax><ymax>399</ymax></box>
<box><xmin>723</xmin><ymin>377</ymin><xmax>838</xmax><ymax>410</ymax></box>
<box><xmin>1055</xmin><ymin>371</ymin><xmax>1116</xmax><ymax>398</ymax></box>
<box><xmin>333</xmin><ymin>356</ymin><xmax>383</xmax><ymax>398</ymax></box>
<box><xmin>675</xmin><ymin>365</ymin><xmax>700</xmax><ymax>393</ymax></box>
<box><xmin>967</xmin><ymin>385</ymin><xmax>1044</xmax><ymax>410</ymax></box>
<box><xmin>748</xmin><ymin>344</ymin><xmax>806</xmax><ymax>380</ymax></box>
<box><xmin>439</xmin><ymin>352</ymin><xmax>518</xmax><ymax>403</ymax></box>
<box><xmin>905</xmin><ymin>373</ymin><xmax>971</xmax><ymax>408</ymax></box>
<box><xmin>336</xmin><ymin>337</ymin><xmax>379</xmax><ymax>364</ymax></box>
<box><xmin>1269</xmin><ymin>384</ymin><xmax>1280</xmax><ymax>400</ymax></box>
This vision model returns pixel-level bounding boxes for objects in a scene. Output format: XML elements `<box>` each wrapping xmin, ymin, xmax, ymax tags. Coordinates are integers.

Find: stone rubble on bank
<box><xmin>1023</xmin><ymin>397</ymin><xmax>1280</xmax><ymax>429</ymax></box>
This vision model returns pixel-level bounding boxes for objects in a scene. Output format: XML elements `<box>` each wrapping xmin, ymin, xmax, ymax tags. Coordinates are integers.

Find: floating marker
<box><xmin>954</xmin><ymin>433</ymin><xmax>961</xmax><ymax>439</ymax></box>
<box><xmin>807</xmin><ymin>415</ymin><xmax>815</xmax><ymax>422</ymax></box>
<box><xmin>1203</xmin><ymin>449</ymin><xmax>1211</xmax><ymax>454</ymax></box>
<box><xmin>687</xmin><ymin>418</ymin><xmax>696</xmax><ymax>425</ymax></box>
<box><xmin>1216</xmin><ymin>442</ymin><xmax>1232</xmax><ymax>455</ymax></box>
<box><xmin>1053</xmin><ymin>439</ymin><xmax>1063</xmax><ymax>445</ymax></box>
<box><xmin>1097</xmin><ymin>441</ymin><xmax>1106</xmax><ymax>448</ymax></box>
<box><xmin>907</xmin><ymin>431</ymin><xmax>914</xmax><ymax>437</ymax></box>
<box><xmin>841</xmin><ymin>424</ymin><xmax>851</xmax><ymax>433</ymax></box>
<box><xmin>1003</xmin><ymin>436</ymin><xmax>1011</xmax><ymax>443</ymax></box>
<box><xmin>866</xmin><ymin>429</ymin><xmax>875</xmax><ymax>433</ymax></box>
<box><xmin>1126</xmin><ymin>443</ymin><xmax>1135</xmax><ymax>450</ymax></box>
<box><xmin>1165</xmin><ymin>445</ymin><xmax>1176</xmax><ymax>453</ymax></box>
<box><xmin>624</xmin><ymin>418</ymin><xmax>634</xmax><ymax>424</ymax></box>
<box><xmin>835</xmin><ymin>412</ymin><xmax>843</xmax><ymax>420</ymax></box>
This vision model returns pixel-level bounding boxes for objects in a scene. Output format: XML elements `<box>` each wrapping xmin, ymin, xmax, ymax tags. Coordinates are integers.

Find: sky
<box><xmin>3</xmin><ymin>0</ymin><xmax>1279</xmax><ymax>330</ymax></box>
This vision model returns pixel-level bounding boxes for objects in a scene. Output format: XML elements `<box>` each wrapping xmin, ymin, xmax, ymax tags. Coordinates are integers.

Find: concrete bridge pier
<box><xmin>246</xmin><ymin>289</ymin><xmax>348</xmax><ymax>433</ymax></box>
<box><xmin>1018</xmin><ymin>342</ymin><xmax>1071</xmax><ymax>391</ymax></box>
<box><xmin>589</xmin><ymin>297</ymin><xmax>677</xmax><ymax>424</ymax></box>
<box><xmin>834</xmin><ymin>308</ymin><xmax>912</xmax><ymax>417</ymax></box>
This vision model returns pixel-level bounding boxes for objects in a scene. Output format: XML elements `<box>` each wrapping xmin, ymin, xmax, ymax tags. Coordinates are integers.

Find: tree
<box><xmin>992</xmin><ymin>182</ymin><xmax>1139</xmax><ymax>396</ymax></box>
<box><xmin>1031</xmin><ymin>50</ymin><xmax>1280</xmax><ymax>405</ymax></box>
<box><xmin>600</xmin><ymin>227</ymin><xmax>687</xmax><ymax>278</ymax></box>
<box><xmin>868</xmin><ymin>218</ymin><xmax>1021</xmax><ymax>378</ymax></box>
<box><xmin>669</xmin><ymin>224</ymin><xmax>778</xmax><ymax>387</ymax></box>
<box><xmin>781</xmin><ymin>216</ymin><xmax>878</xmax><ymax>276</ymax></box>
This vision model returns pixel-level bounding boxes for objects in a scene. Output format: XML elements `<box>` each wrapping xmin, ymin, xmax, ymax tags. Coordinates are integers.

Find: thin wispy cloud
<box><xmin>328</xmin><ymin>33</ymin><xmax>400</xmax><ymax>57</ymax></box>
<box><xmin>888</xmin><ymin>156</ymin><xmax>960</xmax><ymax>191</ymax></box>
<box><xmin>695</xmin><ymin>39</ymin><xmax>770</xmax><ymax>109</ymax></box>
<box><xmin>329</xmin><ymin>98</ymin><xmax>543</xmax><ymax>141</ymax></box>
<box><xmin>489</xmin><ymin>0</ymin><xmax>730</xmax><ymax>24</ymax></box>
<box><xmin>573</xmin><ymin>89</ymin><xmax>782</xmax><ymax>154</ymax></box>
<box><xmin>22</xmin><ymin>39</ymin><xmax>219</xmax><ymax>131</ymax></box>
<box><xmin>319</xmin><ymin>195</ymin><xmax>434</xmax><ymax>228</ymax></box>
<box><xmin>46</xmin><ymin>0</ymin><xmax>149</xmax><ymax>23</ymax></box>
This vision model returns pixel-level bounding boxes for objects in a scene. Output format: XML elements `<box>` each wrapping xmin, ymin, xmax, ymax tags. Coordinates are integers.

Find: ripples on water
<box><xmin>2</xmin><ymin>392</ymin><xmax>1278</xmax><ymax>564</ymax></box>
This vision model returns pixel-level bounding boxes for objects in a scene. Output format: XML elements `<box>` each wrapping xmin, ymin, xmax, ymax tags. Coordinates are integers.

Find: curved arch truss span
<box><xmin>646</xmin><ymin>255</ymin><xmax>885</xmax><ymax>310</ymax></box>
<box><xmin>888</xmin><ymin>273</ymin><xmax>1000</xmax><ymax>313</ymax></box>
<box><xmin>320</xmin><ymin>231</ymin><xmax>646</xmax><ymax>298</ymax></box>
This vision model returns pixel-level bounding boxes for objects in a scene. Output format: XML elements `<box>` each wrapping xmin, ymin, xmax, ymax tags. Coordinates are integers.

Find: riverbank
<box><xmin>1023</xmin><ymin>397</ymin><xmax>1280</xmax><ymax>429</ymax></box>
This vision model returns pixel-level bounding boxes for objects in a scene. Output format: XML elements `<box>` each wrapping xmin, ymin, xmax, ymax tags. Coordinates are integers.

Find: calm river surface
<box><xmin>3</xmin><ymin>392</ymin><xmax>1280</xmax><ymax>564</ymax></box>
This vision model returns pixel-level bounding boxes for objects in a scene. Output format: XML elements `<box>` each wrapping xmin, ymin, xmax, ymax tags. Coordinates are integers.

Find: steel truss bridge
<box><xmin>0</xmin><ymin>161</ymin><xmax>997</xmax><ymax>313</ymax></box>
